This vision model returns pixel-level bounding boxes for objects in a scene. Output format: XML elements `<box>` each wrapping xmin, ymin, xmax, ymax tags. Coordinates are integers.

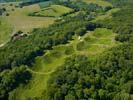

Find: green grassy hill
<box><xmin>31</xmin><ymin>5</ymin><xmax>74</xmax><ymax>17</ymax></box>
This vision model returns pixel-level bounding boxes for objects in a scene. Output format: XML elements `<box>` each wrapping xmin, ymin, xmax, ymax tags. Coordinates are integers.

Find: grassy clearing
<box><xmin>82</xmin><ymin>0</ymin><xmax>112</xmax><ymax>7</ymax></box>
<box><xmin>92</xmin><ymin>8</ymin><xmax>120</xmax><ymax>22</ymax></box>
<box><xmin>0</xmin><ymin>17</ymin><xmax>12</xmax><ymax>45</ymax></box>
<box><xmin>1</xmin><ymin>3</ymin><xmax>55</xmax><ymax>33</ymax></box>
<box><xmin>9</xmin><ymin>28</ymin><xmax>120</xmax><ymax>99</ymax></box>
<box><xmin>33</xmin><ymin>5</ymin><xmax>74</xmax><ymax>17</ymax></box>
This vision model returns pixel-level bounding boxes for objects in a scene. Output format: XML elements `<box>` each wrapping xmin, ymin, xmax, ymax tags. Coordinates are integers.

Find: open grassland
<box><xmin>0</xmin><ymin>17</ymin><xmax>12</xmax><ymax>45</ymax></box>
<box><xmin>33</xmin><ymin>5</ymin><xmax>74</xmax><ymax>17</ymax></box>
<box><xmin>1</xmin><ymin>3</ymin><xmax>55</xmax><ymax>33</ymax></box>
<box><xmin>76</xmin><ymin>28</ymin><xmax>120</xmax><ymax>55</ymax></box>
<box><xmin>9</xmin><ymin>28</ymin><xmax>121</xmax><ymax>99</ymax></box>
<box><xmin>82</xmin><ymin>0</ymin><xmax>112</xmax><ymax>7</ymax></box>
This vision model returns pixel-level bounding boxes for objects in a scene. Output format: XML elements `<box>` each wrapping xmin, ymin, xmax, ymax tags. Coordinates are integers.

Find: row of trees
<box><xmin>0</xmin><ymin>65</ymin><xmax>31</xmax><ymax>99</ymax></box>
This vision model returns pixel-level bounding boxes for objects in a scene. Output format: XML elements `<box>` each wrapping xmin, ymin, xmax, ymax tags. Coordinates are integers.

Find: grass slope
<box><xmin>33</xmin><ymin>5</ymin><xmax>73</xmax><ymax>17</ymax></box>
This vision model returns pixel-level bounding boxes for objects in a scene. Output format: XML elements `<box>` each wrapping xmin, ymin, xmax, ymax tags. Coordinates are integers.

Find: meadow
<box><xmin>31</xmin><ymin>5</ymin><xmax>74</xmax><ymax>17</ymax></box>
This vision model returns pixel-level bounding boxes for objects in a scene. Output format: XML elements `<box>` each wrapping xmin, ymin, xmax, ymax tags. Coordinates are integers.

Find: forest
<box><xmin>0</xmin><ymin>0</ymin><xmax>133</xmax><ymax>100</ymax></box>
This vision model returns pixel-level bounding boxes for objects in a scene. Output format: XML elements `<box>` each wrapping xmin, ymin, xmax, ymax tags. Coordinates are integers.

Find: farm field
<box><xmin>31</xmin><ymin>5</ymin><xmax>74</xmax><ymax>17</ymax></box>
<box><xmin>0</xmin><ymin>3</ymin><xmax>55</xmax><ymax>33</ymax></box>
<box><xmin>9</xmin><ymin>28</ymin><xmax>120</xmax><ymax>99</ymax></box>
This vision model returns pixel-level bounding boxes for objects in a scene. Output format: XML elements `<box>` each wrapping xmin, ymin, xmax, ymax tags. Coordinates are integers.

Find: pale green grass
<box><xmin>82</xmin><ymin>0</ymin><xmax>112</xmax><ymax>7</ymax></box>
<box><xmin>2</xmin><ymin>4</ymin><xmax>55</xmax><ymax>33</ymax></box>
<box><xmin>76</xmin><ymin>28</ymin><xmax>120</xmax><ymax>56</ymax></box>
<box><xmin>0</xmin><ymin>17</ymin><xmax>12</xmax><ymax>45</ymax></box>
<box><xmin>34</xmin><ymin>5</ymin><xmax>73</xmax><ymax>17</ymax></box>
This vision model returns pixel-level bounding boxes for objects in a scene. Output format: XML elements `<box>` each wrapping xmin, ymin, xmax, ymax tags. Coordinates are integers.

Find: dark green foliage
<box><xmin>0</xmin><ymin>65</ymin><xmax>31</xmax><ymax>99</ymax></box>
<box><xmin>46</xmin><ymin>44</ymin><xmax>133</xmax><ymax>100</ymax></box>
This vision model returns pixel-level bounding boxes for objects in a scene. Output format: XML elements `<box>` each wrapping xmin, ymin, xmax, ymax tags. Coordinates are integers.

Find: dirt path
<box><xmin>26</xmin><ymin>67</ymin><xmax>55</xmax><ymax>75</ymax></box>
